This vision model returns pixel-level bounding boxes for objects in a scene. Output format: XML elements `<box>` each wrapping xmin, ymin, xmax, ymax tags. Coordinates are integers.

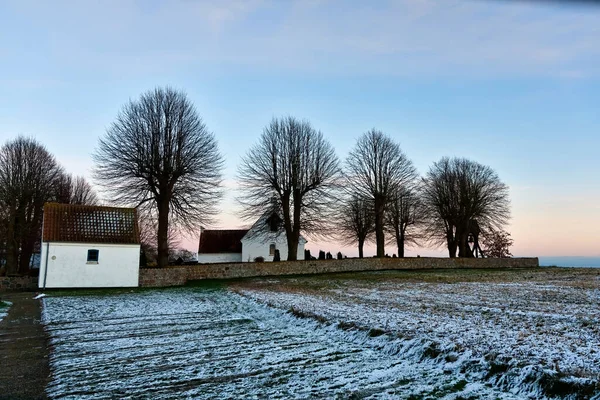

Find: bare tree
<box><xmin>336</xmin><ymin>194</ymin><xmax>374</xmax><ymax>258</ymax></box>
<box><xmin>386</xmin><ymin>187</ymin><xmax>423</xmax><ymax>258</ymax></box>
<box><xmin>94</xmin><ymin>87</ymin><xmax>224</xmax><ymax>268</ymax></box>
<box><xmin>421</xmin><ymin>157</ymin><xmax>510</xmax><ymax>258</ymax></box>
<box><xmin>346</xmin><ymin>129</ymin><xmax>418</xmax><ymax>257</ymax></box>
<box><xmin>0</xmin><ymin>136</ymin><xmax>63</xmax><ymax>274</ymax></box>
<box><xmin>55</xmin><ymin>173</ymin><xmax>99</xmax><ymax>205</ymax></box>
<box><xmin>481</xmin><ymin>229</ymin><xmax>513</xmax><ymax>258</ymax></box>
<box><xmin>238</xmin><ymin>116</ymin><xmax>341</xmax><ymax>261</ymax></box>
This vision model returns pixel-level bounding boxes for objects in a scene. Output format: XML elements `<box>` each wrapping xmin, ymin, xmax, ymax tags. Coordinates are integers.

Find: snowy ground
<box><xmin>43</xmin><ymin>287</ymin><xmax>522</xmax><ymax>399</ymax></box>
<box><xmin>41</xmin><ymin>268</ymin><xmax>600</xmax><ymax>399</ymax></box>
<box><xmin>233</xmin><ymin>268</ymin><xmax>600</xmax><ymax>399</ymax></box>
<box><xmin>0</xmin><ymin>300</ymin><xmax>10</xmax><ymax>322</ymax></box>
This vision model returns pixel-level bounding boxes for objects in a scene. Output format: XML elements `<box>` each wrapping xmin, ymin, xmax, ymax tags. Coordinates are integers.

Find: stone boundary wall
<box><xmin>139</xmin><ymin>257</ymin><xmax>539</xmax><ymax>288</ymax></box>
<box><xmin>138</xmin><ymin>267</ymin><xmax>188</xmax><ymax>288</ymax></box>
<box><xmin>0</xmin><ymin>276</ymin><xmax>39</xmax><ymax>291</ymax></box>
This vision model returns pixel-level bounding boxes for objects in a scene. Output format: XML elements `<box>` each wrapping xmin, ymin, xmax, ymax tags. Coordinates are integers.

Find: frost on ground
<box><xmin>0</xmin><ymin>300</ymin><xmax>10</xmax><ymax>322</ymax></box>
<box><xmin>233</xmin><ymin>268</ymin><xmax>600</xmax><ymax>400</ymax></box>
<box><xmin>43</xmin><ymin>288</ymin><xmax>520</xmax><ymax>400</ymax></box>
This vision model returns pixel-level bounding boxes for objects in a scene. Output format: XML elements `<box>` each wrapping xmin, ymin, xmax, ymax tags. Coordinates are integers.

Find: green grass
<box><xmin>42</xmin><ymin>280</ymin><xmax>228</xmax><ymax>297</ymax></box>
<box><xmin>43</xmin><ymin>287</ymin><xmax>157</xmax><ymax>297</ymax></box>
<box><xmin>229</xmin><ymin>267</ymin><xmax>600</xmax><ymax>295</ymax></box>
<box><xmin>184</xmin><ymin>279</ymin><xmax>227</xmax><ymax>290</ymax></box>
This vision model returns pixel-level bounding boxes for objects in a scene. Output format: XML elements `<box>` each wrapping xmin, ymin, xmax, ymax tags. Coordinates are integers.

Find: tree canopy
<box><xmin>238</xmin><ymin>116</ymin><xmax>341</xmax><ymax>260</ymax></box>
<box><xmin>421</xmin><ymin>157</ymin><xmax>510</xmax><ymax>258</ymax></box>
<box><xmin>94</xmin><ymin>87</ymin><xmax>224</xmax><ymax>268</ymax></box>
<box><xmin>345</xmin><ymin>129</ymin><xmax>418</xmax><ymax>257</ymax></box>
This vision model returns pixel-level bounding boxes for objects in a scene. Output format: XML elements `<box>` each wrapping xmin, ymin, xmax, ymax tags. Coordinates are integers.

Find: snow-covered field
<box><xmin>42</xmin><ymin>287</ymin><xmax>522</xmax><ymax>399</ymax></box>
<box><xmin>234</xmin><ymin>269</ymin><xmax>600</xmax><ymax>399</ymax></box>
<box><xmin>41</xmin><ymin>268</ymin><xmax>600</xmax><ymax>399</ymax></box>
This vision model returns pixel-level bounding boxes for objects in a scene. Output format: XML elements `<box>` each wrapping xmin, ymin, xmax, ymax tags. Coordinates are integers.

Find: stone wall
<box><xmin>0</xmin><ymin>276</ymin><xmax>39</xmax><ymax>291</ymax></box>
<box><xmin>138</xmin><ymin>267</ymin><xmax>188</xmax><ymax>288</ymax></box>
<box><xmin>139</xmin><ymin>257</ymin><xmax>539</xmax><ymax>288</ymax></box>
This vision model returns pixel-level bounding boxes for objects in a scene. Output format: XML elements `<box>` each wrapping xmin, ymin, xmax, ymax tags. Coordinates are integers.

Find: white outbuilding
<box><xmin>197</xmin><ymin>212</ymin><xmax>307</xmax><ymax>263</ymax></box>
<box><xmin>39</xmin><ymin>203</ymin><xmax>141</xmax><ymax>288</ymax></box>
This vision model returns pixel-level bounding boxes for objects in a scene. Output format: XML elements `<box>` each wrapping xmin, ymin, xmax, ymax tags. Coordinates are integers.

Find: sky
<box><xmin>1</xmin><ymin>0</ymin><xmax>599</xmax><ymax>258</ymax></box>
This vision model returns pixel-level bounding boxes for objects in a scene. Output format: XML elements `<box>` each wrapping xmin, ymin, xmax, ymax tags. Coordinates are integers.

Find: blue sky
<box><xmin>1</xmin><ymin>0</ymin><xmax>599</xmax><ymax>257</ymax></box>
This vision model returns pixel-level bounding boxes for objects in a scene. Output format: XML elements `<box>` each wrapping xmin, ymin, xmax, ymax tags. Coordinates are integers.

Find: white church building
<box><xmin>197</xmin><ymin>213</ymin><xmax>307</xmax><ymax>263</ymax></box>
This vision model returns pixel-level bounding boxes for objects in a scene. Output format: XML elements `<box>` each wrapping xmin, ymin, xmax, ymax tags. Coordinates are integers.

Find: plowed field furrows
<box><xmin>233</xmin><ymin>268</ymin><xmax>600</xmax><ymax>399</ymax></box>
<box><xmin>42</xmin><ymin>288</ymin><xmax>519</xmax><ymax>399</ymax></box>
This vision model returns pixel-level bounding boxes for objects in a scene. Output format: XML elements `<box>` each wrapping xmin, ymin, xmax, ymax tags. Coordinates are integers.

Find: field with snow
<box><xmin>42</xmin><ymin>268</ymin><xmax>600</xmax><ymax>399</ymax></box>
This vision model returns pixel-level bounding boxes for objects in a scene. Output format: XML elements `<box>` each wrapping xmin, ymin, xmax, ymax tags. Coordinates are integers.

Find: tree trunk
<box><xmin>457</xmin><ymin>228</ymin><xmax>473</xmax><ymax>258</ymax></box>
<box><xmin>286</xmin><ymin>234</ymin><xmax>299</xmax><ymax>261</ymax></box>
<box><xmin>280</xmin><ymin>192</ymin><xmax>298</xmax><ymax>261</ymax></box>
<box><xmin>374</xmin><ymin>198</ymin><xmax>385</xmax><ymax>258</ymax></box>
<box><xmin>447</xmin><ymin>228</ymin><xmax>457</xmax><ymax>258</ymax></box>
<box><xmin>448</xmin><ymin>242</ymin><xmax>457</xmax><ymax>258</ymax></box>
<box><xmin>287</xmin><ymin>191</ymin><xmax>302</xmax><ymax>261</ymax></box>
<box><xmin>394</xmin><ymin>222</ymin><xmax>404</xmax><ymax>258</ymax></box>
<box><xmin>358</xmin><ymin>238</ymin><xmax>364</xmax><ymax>259</ymax></box>
<box><xmin>283</xmin><ymin>190</ymin><xmax>305</xmax><ymax>261</ymax></box>
<box><xmin>18</xmin><ymin>204</ymin><xmax>42</xmax><ymax>274</ymax></box>
<box><xmin>156</xmin><ymin>198</ymin><xmax>170</xmax><ymax>268</ymax></box>
<box><xmin>397</xmin><ymin>229</ymin><xmax>405</xmax><ymax>258</ymax></box>
<box><xmin>5</xmin><ymin>206</ymin><xmax>18</xmax><ymax>275</ymax></box>
<box><xmin>18</xmin><ymin>238</ymin><xmax>34</xmax><ymax>275</ymax></box>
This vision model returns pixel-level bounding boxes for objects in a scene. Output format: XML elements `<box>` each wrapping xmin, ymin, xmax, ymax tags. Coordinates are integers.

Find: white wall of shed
<box><xmin>39</xmin><ymin>242</ymin><xmax>140</xmax><ymax>288</ymax></box>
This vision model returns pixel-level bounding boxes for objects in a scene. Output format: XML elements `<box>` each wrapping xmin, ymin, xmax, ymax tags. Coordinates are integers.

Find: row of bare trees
<box><xmin>0</xmin><ymin>87</ymin><xmax>512</xmax><ymax>272</ymax></box>
<box><xmin>239</xmin><ymin>121</ymin><xmax>511</xmax><ymax>260</ymax></box>
<box><xmin>339</xmin><ymin>153</ymin><xmax>511</xmax><ymax>258</ymax></box>
<box><xmin>88</xmin><ymin>87</ymin><xmax>511</xmax><ymax>267</ymax></box>
<box><xmin>0</xmin><ymin>137</ymin><xmax>98</xmax><ymax>275</ymax></box>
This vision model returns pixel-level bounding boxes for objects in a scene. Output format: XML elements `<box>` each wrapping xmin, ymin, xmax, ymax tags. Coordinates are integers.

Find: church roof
<box><xmin>42</xmin><ymin>203</ymin><xmax>140</xmax><ymax>244</ymax></box>
<box><xmin>198</xmin><ymin>229</ymin><xmax>248</xmax><ymax>254</ymax></box>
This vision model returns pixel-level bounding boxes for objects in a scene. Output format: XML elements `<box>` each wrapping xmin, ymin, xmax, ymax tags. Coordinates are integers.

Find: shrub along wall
<box><xmin>139</xmin><ymin>257</ymin><xmax>539</xmax><ymax>288</ymax></box>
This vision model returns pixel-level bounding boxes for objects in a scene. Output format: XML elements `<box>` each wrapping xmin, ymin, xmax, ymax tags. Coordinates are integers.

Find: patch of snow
<box><xmin>42</xmin><ymin>288</ymin><xmax>520</xmax><ymax>399</ymax></box>
<box><xmin>0</xmin><ymin>300</ymin><xmax>11</xmax><ymax>322</ymax></box>
<box><xmin>33</xmin><ymin>293</ymin><xmax>46</xmax><ymax>299</ymax></box>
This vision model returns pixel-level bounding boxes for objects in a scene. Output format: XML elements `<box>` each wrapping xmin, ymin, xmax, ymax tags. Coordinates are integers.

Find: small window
<box><xmin>87</xmin><ymin>249</ymin><xmax>99</xmax><ymax>264</ymax></box>
<box><xmin>269</xmin><ymin>244</ymin><xmax>276</xmax><ymax>256</ymax></box>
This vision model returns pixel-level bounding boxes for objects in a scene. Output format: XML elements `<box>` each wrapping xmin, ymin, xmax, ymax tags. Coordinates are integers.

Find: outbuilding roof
<box><xmin>42</xmin><ymin>203</ymin><xmax>140</xmax><ymax>244</ymax></box>
<box><xmin>198</xmin><ymin>229</ymin><xmax>248</xmax><ymax>254</ymax></box>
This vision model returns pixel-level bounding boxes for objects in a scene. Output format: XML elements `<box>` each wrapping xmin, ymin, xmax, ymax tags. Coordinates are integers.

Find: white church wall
<box><xmin>242</xmin><ymin>233</ymin><xmax>305</xmax><ymax>262</ymax></box>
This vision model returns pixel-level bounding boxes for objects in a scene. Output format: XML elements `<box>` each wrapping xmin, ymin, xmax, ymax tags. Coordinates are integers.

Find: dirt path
<box><xmin>0</xmin><ymin>293</ymin><xmax>50</xmax><ymax>400</ymax></box>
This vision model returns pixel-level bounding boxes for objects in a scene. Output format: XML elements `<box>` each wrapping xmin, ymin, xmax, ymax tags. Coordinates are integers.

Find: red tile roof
<box><xmin>198</xmin><ymin>230</ymin><xmax>248</xmax><ymax>254</ymax></box>
<box><xmin>43</xmin><ymin>203</ymin><xmax>140</xmax><ymax>244</ymax></box>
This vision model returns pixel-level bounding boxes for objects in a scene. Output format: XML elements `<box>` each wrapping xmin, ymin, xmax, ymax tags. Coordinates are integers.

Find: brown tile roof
<box><xmin>198</xmin><ymin>230</ymin><xmax>248</xmax><ymax>254</ymax></box>
<box><xmin>43</xmin><ymin>203</ymin><xmax>140</xmax><ymax>244</ymax></box>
